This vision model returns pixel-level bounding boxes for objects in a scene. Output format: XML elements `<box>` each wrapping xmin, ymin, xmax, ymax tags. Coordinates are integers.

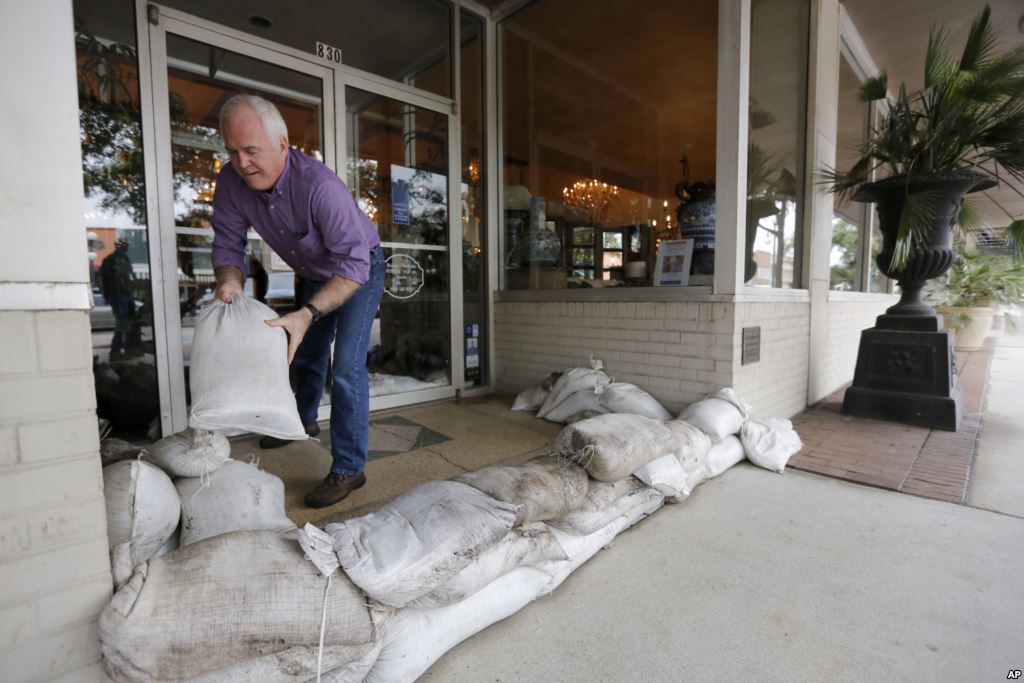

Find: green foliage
<box><xmin>927</xmin><ymin>247</ymin><xmax>1024</xmax><ymax>308</ymax></box>
<box><xmin>820</xmin><ymin>5</ymin><xmax>1024</xmax><ymax>265</ymax></box>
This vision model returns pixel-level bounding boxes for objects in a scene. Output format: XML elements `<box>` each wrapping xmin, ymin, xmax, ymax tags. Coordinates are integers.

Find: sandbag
<box><xmin>103</xmin><ymin>460</ymin><xmax>180</xmax><ymax>568</ymax></box>
<box><xmin>596</xmin><ymin>382</ymin><xmax>671</xmax><ymax>421</ymax></box>
<box><xmin>633</xmin><ymin>454</ymin><xmax>691</xmax><ymax>501</ymax></box>
<box><xmin>705</xmin><ymin>435</ymin><xmax>746</xmax><ymax>478</ymax></box>
<box><xmin>364</xmin><ymin>567</ymin><xmax>551</xmax><ymax>683</ymax></box>
<box><xmin>566</xmin><ymin>409</ymin><xmax>603</xmax><ymax>424</ymax></box>
<box><xmin>551</xmin><ymin>413</ymin><xmax>676</xmax><ymax>481</ymax></box>
<box><xmin>678</xmin><ymin>387</ymin><xmax>750</xmax><ymax>439</ymax></box>
<box><xmin>543</xmin><ymin>387</ymin><xmax>610</xmax><ymax>424</ymax></box>
<box><xmin>454</xmin><ymin>457</ymin><xmax>589</xmax><ymax>525</ymax></box>
<box><xmin>192</xmin><ymin>642</ymin><xmax>380</xmax><ymax>683</ymax></box>
<box><xmin>511</xmin><ymin>386</ymin><xmax>548</xmax><ymax>412</ymax></box>
<box><xmin>189</xmin><ymin>294</ymin><xmax>307</xmax><ymax>439</ymax></box>
<box><xmin>408</xmin><ymin>523</ymin><xmax>567</xmax><ymax>609</ymax></box>
<box><xmin>537</xmin><ymin>360</ymin><xmax>609</xmax><ymax>419</ymax></box>
<box><xmin>147</xmin><ymin>428</ymin><xmax>230</xmax><ymax>478</ymax></box>
<box><xmin>99</xmin><ymin>531</ymin><xmax>375</xmax><ymax>682</ymax></box>
<box><xmin>540</xmin><ymin>518</ymin><xmax>624</xmax><ymax>594</ymax></box>
<box><xmin>176</xmin><ymin>460</ymin><xmax>294</xmax><ymax>547</ymax></box>
<box><xmin>741</xmin><ymin>417</ymin><xmax>803</xmax><ymax>473</ymax></box>
<box><xmin>327</xmin><ymin>480</ymin><xmax>520</xmax><ymax>607</ymax></box>
<box><xmin>665</xmin><ymin>419</ymin><xmax>713</xmax><ymax>462</ymax></box>
<box><xmin>618</xmin><ymin>494</ymin><xmax>666</xmax><ymax>533</ymax></box>
<box><xmin>546</xmin><ymin>476</ymin><xmax>660</xmax><ymax>536</ymax></box>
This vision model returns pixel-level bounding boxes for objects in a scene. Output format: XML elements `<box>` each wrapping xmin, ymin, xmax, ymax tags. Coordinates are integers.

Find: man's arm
<box><xmin>265</xmin><ymin>274</ymin><xmax>361</xmax><ymax>363</ymax></box>
<box><xmin>211</xmin><ymin>171</ymin><xmax>250</xmax><ymax>303</ymax></box>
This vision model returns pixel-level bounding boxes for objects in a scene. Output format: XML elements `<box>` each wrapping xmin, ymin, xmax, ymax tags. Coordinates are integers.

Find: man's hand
<box><xmin>265</xmin><ymin>307</ymin><xmax>313</xmax><ymax>364</ymax></box>
<box><xmin>214</xmin><ymin>266</ymin><xmax>245</xmax><ymax>304</ymax></box>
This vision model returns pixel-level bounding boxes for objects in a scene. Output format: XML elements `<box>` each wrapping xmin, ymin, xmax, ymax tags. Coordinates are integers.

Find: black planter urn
<box><xmin>841</xmin><ymin>172</ymin><xmax>995</xmax><ymax>431</ymax></box>
<box><xmin>854</xmin><ymin>172</ymin><xmax>997</xmax><ymax>319</ymax></box>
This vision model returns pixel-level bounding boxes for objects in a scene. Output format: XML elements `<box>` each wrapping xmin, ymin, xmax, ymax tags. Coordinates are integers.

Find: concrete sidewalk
<box><xmin>423</xmin><ymin>332</ymin><xmax>1024</xmax><ymax>682</ymax></box>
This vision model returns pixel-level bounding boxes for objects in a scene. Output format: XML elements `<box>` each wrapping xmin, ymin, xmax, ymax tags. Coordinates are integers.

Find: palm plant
<box><xmin>822</xmin><ymin>5</ymin><xmax>1024</xmax><ymax>269</ymax></box>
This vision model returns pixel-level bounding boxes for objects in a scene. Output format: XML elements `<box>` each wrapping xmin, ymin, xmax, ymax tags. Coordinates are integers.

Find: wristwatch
<box><xmin>304</xmin><ymin>302</ymin><xmax>322</xmax><ymax>322</ymax></box>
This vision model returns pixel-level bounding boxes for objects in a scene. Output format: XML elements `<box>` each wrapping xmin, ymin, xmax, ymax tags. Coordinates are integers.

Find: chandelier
<box><xmin>562</xmin><ymin>178</ymin><xmax>619</xmax><ymax>224</ymax></box>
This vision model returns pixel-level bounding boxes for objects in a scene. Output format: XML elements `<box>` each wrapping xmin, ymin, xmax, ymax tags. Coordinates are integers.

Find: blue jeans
<box><xmin>291</xmin><ymin>246</ymin><xmax>384</xmax><ymax>475</ymax></box>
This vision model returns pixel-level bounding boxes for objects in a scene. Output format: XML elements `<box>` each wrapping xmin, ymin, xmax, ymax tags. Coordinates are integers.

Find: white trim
<box><xmin>380</xmin><ymin>242</ymin><xmax>449</xmax><ymax>252</ymax></box>
<box><xmin>451</xmin><ymin>13</ymin><xmax>466</xmax><ymax>392</ymax></box>
<box><xmin>827</xmin><ymin>290</ymin><xmax>898</xmax><ymax>303</ymax></box>
<box><xmin>369</xmin><ymin>386</ymin><xmax>458</xmax><ymax>412</ymax></box>
<box><xmin>484</xmin><ymin>10</ymin><xmax>499</xmax><ymax>389</ymax></box>
<box><xmin>838</xmin><ymin>5</ymin><xmax>881</xmax><ymax>83</ymax></box>
<box><xmin>0</xmin><ymin>282</ymin><xmax>91</xmax><ymax>311</ymax></box>
<box><xmin>713</xmin><ymin>0</ymin><xmax>750</xmax><ymax>296</ymax></box>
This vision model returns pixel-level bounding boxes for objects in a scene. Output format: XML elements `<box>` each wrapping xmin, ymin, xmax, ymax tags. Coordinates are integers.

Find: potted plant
<box><xmin>927</xmin><ymin>247</ymin><xmax>1024</xmax><ymax>349</ymax></box>
<box><xmin>821</xmin><ymin>5</ymin><xmax>1024</xmax><ymax>317</ymax></box>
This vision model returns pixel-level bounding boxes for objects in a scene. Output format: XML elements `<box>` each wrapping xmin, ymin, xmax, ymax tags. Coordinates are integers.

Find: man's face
<box><xmin>221</xmin><ymin>106</ymin><xmax>288</xmax><ymax>191</ymax></box>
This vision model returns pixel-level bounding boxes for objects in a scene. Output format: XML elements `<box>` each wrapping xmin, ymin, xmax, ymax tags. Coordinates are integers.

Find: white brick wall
<box><xmin>821</xmin><ymin>295</ymin><xmax>896</xmax><ymax>396</ymax></box>
<box><xmin>0</xmin><ymin>312</ymin><xmax>112</xmax><ymax>683</ymax></box>
<box><xmin>732</xmin><ymin>301</ymin><xmax>812</xmax><ymax>419</ymax></box>
<box><xmin>1</xmin><ymin>3</ymin><xmax>113</xmax><ymax>680</ymax></box>
<box><xmin>494</xmin><ymin>300</ymin><xmax>734</xmax><ymax>413</ymax></box>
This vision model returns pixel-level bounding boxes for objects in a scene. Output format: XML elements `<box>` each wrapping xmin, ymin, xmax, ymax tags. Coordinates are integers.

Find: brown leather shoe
<box><xmin>259</xmin><ymin>423</ymin><xmax>321</xmax><ymax>450</ymax></box>
<box><xmin>304</xmin><ymin>471</ymin><xmax>367</xmax><ymax>508</ymax></box>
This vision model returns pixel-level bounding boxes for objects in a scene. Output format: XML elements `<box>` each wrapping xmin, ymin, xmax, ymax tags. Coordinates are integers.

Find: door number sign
<box><xmin>315</xmin><ymin>41</ymin><xmax>342</xmax><ymax>64</ymax></box>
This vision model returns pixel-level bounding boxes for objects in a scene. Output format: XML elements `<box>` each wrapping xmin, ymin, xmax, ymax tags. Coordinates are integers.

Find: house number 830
<box><xmin>315</xmin><ymin>41</ymin><xmax>341</xmax><ymax>64</ymax></box>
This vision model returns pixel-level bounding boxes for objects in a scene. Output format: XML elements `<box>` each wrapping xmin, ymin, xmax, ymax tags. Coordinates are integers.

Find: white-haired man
<box><xmin>211</xmin><ymin>93</ymin><xmax>383</xmax><ymax>508</ymax></box>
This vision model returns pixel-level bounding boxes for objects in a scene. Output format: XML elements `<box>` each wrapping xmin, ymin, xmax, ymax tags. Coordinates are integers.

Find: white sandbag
<box><xmin>566</xmin><ymin>409</ymin><xmax>603</xmax><ymax>424</ymax></box>
<box><xmin>551</xmin><ymin>413</ymin><xmax>676</xmax><ymax>481</ymax></box>
<box><xmin>633</xmin><ymin>454</ymin><xmax>691</xmax><ymax>501</ymax></box>
<box><xmin>103</xmin><ymin>460</ymin><xmax>180</xmax><ymax>568</ymax></box>
<box><xmin>176</xmin><ymin>460</ymin><xmax>294</xmax><ymax>547</ymax></box>
<box><xmin>542</xmin><ymin>387</ymin><xmax>610</xmax><ymax>424</ymax></box>
<box><xmin>408</xmin><ymin>523</ymin><xmax>567</xmax><ymax>609</ymax></box>
<box><xmin>537</xmin><ymin>359</ymin><xmax>609</xmax><ymax>419</ymax></box>
<box><xmin>678</xmin><ymin>387</ymin><xmax>751</xmax><ymax>439</ymax></box>
<box><xmin>741</xmin><ymin>417</ymin><xmax>803</xmax><ymax>473</ymax></box>
<box><xmin>193</xmin><ymin>642</ymin><xmax>380</xmax><ymax>683</ymax></box>
<box><xmin>705</xmin><ymin>434</ymin><xmax>746</xmax><ymax>478</ymax></box>
<box><xmin>189</xmin><ymin>294</ymin><xmax>307</xmax><ymax>439</ymax></box>
<box><xmin>147</xmin><ymin>428</ymin><xmax>230</xmax><ymax>478</ymax></box>
<box><xmin>327</xmin><ymin>480</ymin><xmax>520</xmax><ymax>607</ymax></box>
<box><xmin>511</xmin><ymin>386</ymin><xmax>547</xmax><ymax>412</ymax></box>
<box><xmin>596</xmin><ymin>382</ymin><xmax>672</xmax><ymax>421</ymax></box>
<box><xmin>666</xmin><ymin>419</ymin><xmax>713</xmax><ymax>462</ymax></box>
<box><xmin>99</xmin><ymin>531</ymin><xmax>375</xmax><ymax>682</ymax></box>
<box><xmin>618</xmin><ymin>494</ymin><xmax>666</xmax><ymax>532</ymax></box>
<box><xmin>364</xmin><ymin>567</ymin><xmax>551</xmax><ymax>683</ymax></box>
<box><xmin>454</xmin><ymin>457</ymin><xmax>589</xmax><ymax>525</ymax></box>
<box><xmin>546</xmin><ymin>476</ymin><xmax>660</xmax><ymax>536</ymax></box>
<box><xmin>539</xmin><ymin>518</ymin><xmax>625</xmax><ymax>594</ymax></box>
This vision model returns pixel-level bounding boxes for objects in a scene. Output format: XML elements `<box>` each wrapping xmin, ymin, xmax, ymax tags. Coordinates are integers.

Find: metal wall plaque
<box><xmin>741</xmin><ymin>326</ymin><xmax>761</xmax><ymax>365</ymax></box>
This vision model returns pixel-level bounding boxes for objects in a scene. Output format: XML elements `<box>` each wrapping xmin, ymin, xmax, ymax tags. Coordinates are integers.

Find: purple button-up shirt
<box><xmin>211</xmin><ymin>148</ymin><xmax>380</xmax><ymax>284</ymax></box>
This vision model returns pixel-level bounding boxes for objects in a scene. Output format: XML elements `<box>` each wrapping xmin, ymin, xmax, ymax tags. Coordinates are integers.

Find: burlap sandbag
<box><xmin>454</xmin><ymin>457</ymin><xmax>589</xmax><ymax>525</ymax></box>
<box><xmin>546</xmin><ymin>476</ymin><xmax>662</xmax><ymax>536</ymax></box>
<box><xmin>100</xmin><ymin>531</ymin><xmax>374</xmax><ymax>682</ymax></box>
<box><xmin>551</xmin><ymin>413</ymin><xmax>676</xmax><ymax>481</ymax></box>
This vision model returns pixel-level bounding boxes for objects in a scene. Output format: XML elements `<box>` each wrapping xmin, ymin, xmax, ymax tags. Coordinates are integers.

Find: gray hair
<box><xmin>219</xmin><ymin>94</ymin><xmax>289</xmax><ymax>145</ymax></box>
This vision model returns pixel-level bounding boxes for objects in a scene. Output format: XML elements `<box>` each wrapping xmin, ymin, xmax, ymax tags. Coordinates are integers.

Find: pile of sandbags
<box><xmin>101</xmin><ymin>428</ymin><xmax>295</xmax><ymax>588</ymax></box>
<box><xmin>511</xmin><ymin>358</ymin><xmax>672</xmax><ymax>424</ymax></box>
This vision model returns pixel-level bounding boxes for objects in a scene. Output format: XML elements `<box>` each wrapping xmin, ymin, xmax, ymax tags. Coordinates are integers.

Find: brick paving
<box><xmin>789</xmin><ymin>338</ymin><xmax>994</xmax><ymax>504</ymax></box>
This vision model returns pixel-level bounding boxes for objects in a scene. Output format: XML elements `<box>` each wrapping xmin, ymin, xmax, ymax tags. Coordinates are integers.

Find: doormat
<box><xmin>314</xmin><ymin>415</ymin><xmax>452</xmax><ymax>460</ymax></box>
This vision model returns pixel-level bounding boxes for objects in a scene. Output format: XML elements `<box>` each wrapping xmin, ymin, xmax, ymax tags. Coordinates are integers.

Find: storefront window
<box><xmin>161</xmin><ymin>0</ymin><xmax>453</xmax><ymax>98</ymax></box>
<box><xmin>831</xmin><ymin>56</ymin><xmax>870</xmax><ymax>291</ymax></box>
<box><xmin>76</xmin><ymin>0</ymin><xmax>162</xmax><ymax>440</ymax></box>
<box><xmin>461</xmin><ymin>10</ymin><xmax>487</xmax><ymax>386</ymax></box>
<box><xmin>746</xmin><ymin>0</ymin><xmax>809</xmax><ymax>289</ymax></box>
<box><xmin>499</xmin><ymin>0</ymin><xmax>718</xmax><ymax>290</ymax></box>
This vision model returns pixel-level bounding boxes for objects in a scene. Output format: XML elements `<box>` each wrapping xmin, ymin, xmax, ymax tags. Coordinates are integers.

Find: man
<box><xmin>211</xmin><ymin>93</ymin><xmax>384</xmax><ymax>508</ymax></box>
<box><xmin>99</xmin><ymin>237</ymin><xmax>135</xmax><ymax>354</ymax></box>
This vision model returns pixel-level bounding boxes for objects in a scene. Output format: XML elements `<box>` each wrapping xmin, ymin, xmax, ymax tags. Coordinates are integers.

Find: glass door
<box><xmin>147</xmin><ymin>11</ymin><xmax>336</xmax><ymax>432</ymax></box>
<box><xmin>345</xmin><ymin>86</ymin><xmax>457</xmax><ymax>407</ymax></box>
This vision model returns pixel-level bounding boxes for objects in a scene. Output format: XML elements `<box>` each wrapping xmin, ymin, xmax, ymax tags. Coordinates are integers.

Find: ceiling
<box><xmin>841</xmin><ymin>0</ymin><xmax>1024</xmax><ymax>229</ymax></box>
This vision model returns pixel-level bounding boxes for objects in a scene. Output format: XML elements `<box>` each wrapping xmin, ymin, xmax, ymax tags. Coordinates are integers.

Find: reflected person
<box><xmin>210</xmin><ymin>93</ymin><xmax>383</xmax><ymax>508</ymax></box>
<box><xmin>99</xmin><ymin>237</ymin><xmax>136</xmax><ymax>355</ymax></box>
